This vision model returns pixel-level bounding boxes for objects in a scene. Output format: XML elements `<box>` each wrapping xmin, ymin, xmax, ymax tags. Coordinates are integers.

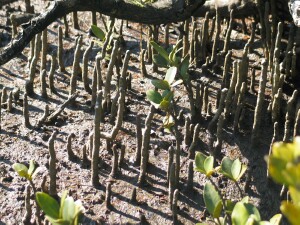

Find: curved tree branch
<box><xmin>0</xmin><ymin>0</ymin><xmax>292</xmax><ymax>66</ymax></box>
<box><xmin>0</xmin><ymin>0</ymin><xmax>206</xmax><ymax>66</ymax></box>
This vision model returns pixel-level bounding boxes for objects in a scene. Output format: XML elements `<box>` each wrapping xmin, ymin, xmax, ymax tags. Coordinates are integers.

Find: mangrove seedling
<box><xmin>36</xmin><ymin>190</ymin><xmax>84</xmax><ymax>225</ymax></box>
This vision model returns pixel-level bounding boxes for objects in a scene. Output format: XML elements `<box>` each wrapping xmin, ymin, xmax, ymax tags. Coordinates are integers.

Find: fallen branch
<box><xmin>45</xmin><ymin>92</ymin><xmax>78</xmax><ymax>124</ymax></box>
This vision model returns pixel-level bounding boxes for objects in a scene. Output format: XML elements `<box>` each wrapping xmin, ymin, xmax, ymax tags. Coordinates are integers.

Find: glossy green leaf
<box><xmin>269</xmin><ymin>214</ymin><xmax>282</xmax><ymax>225</ymax></box>
<box><xmin>59</xmin><ymin>190</ymin><xmax>68</xmax><ymax>218</ymax></box>
<box><xmin>162</xmin><ymin>90</ymin><xmax>173</xmax><ymax>101</ymax></box>
<box><xmin>220</xmin><ymin>157</ymin><xmax>233</xmax><ymax>179</ymax></box>
<box><xmin>236</xmin><ymin>164</ymin><xmax>247</xmax><ymax>181</ymax></box>
<box><xmin>244</xmin><ymin>216</ymin><xmax>258</xmax><ymax>225</ymax></box>
<box><xmin>203</xmin><ymin>182</ymin><xmax>222</xmax><ymax>218</ymax></box>
<box><xmin>153</xmin><ymin>54</ymin><xmax>169</xmax><ymax>68</ymax></box>
<box><xmin>146</xmin><ymin>90</ymin><xmax>162</xmax><ymax>104</ymax></box>
<box><xmin>165</xmin><ymin>67</ymin><xmax>177</xmax><ymax>84</ymax></box>
<box><xmin>62</xmin><ymin>196</ymin><xmax>76</xmax><ymax>222</ymax></box>
<box><xmin>214</xmin><ymin>217</ymin><xmax>225</xmax><ymax>225</ymax></box>
<box><xmin>12</xmin><ymin>163</ymin><xmax>29</xmax><ymax>180</ymax></box>
<box><xmin>241</xmin><ymin>196</ymin><xmax>249</xmax><ymax>203</ymax></box>
<box><xmin>150</xmin><ymin>41</ymin><xmax>169</xmax><ymax>62</ymax></box>
<box><xmin>231</xmin><ymin>159</ymin><xmax>242</xmax><ymax>181</ymax></box>
<box><xmin>282</xmin><ymin>163</ymin><xmax>300</xmax><ymax>187</ymax></box>
<box><xmin>194</xmin><ymin>152</ymin><xmax>207</xmax><ymax>174</ymax></box>
<box><xmin>36</xmin><ymin>192</ymin><xmax>60</xmax><ymax>220</ymax></box>
<box><xmin>232</xmin><ymin>202</ymin><xmax>261</xmax><ymax>225</ymax></box>
<box><xmin>28</xmin><ymin>160</ymin><xmax>36</xmax><ymax>177</ymax></box>
<box><xmin>289</xmin><ymin>186</ymin><xmax>300</xmax><ymax>203</ymax></box>
<box><xmin>169</xmin><ymin>39</ymin><xmax>182</xmax><ymax>63</ymax></box>
<box><xmin>220</xmin><ymin>157</ymin><xmax>247</xmax><ymax>182</ymax></box>
<box><xmin>180</xmin><ymin>54</ymin><xmax>190</xmax><ymax>80</ymax></box>
<box><xmin>91</xmin><ymin>25</ymin><xmax>105</xmax><ymax>40</ymax></box>
<box><xmin>151</xmin><ymin>80</ymin><xmax>170</xmax><ymax>90</ymax></box>
<box><xmin>268</xmin><ymin>138</ymin><xmax>300</xmax><ymax>187</ymax></box>
<box><xmin>194</xmin><ymin>153</ymin><xmax>215</xmax><ymax>177</ymax></box>
<box><xmin>268</xmin><ymin>156</ymin><xmax>288</xmax><ymax>185</ymax></box>
<box><xmin>204</xmin><ymin>156</ymin><xmax>214</xmax><ymax>177</ymax></box>
<box><xmin>280</xmin><ymin>201</ymin><xmax>300</xmax><ymax>225</ymax></box>
<box><xmin>159</xmin><ymin>99</ymin><xmax>170</xmax><ymax>111</ymax></box>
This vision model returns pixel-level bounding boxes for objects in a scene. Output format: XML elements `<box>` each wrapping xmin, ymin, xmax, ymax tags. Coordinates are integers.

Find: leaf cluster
<box><xmin>36</xmin><ymin>191</ymin><xmax>84</xmax><ymax>225</ymax></box>
<box><xmin>12</xmin><ymin>160</ymin><xmax>38</xmax><ymax>181</ymax></box>
<box><xmin>267</xmin><ymin>137</ymin><xmax>300</xmax><ymax>225</ymax></box>
<box><xmin>195</xmin><ymin>152</ymin><xmax>281</xmax><ymax>225</ymax></box>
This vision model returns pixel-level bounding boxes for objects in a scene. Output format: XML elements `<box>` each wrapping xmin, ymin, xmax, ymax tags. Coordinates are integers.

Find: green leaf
<box><xmin>220</xmin><ymin>157</ymin><xmax>234</xmax><ymax>178</ymax></box>
<box><xmin>12</xmin><ymin>163</ymin><xmax>29</xmax><ymax>180</ymax></box>
<box><xmin>269</xmin><ymin>214</ymin><xmax>282</xmax><ymax>225</ymax></box>
<box><xmin>59</xmin><ymin>190</ymin><xmax>68</xmax><ymax>218</ymax></box>
<box><xmin>165</xmin><ymin>67</ymin><xmax>177</xmax><ymax>84</ymax></box>
<box><xmin>268</xmin><ymin>138</ymin><xmax>300</xmax><ymax>187</ymax></box>
<box><xmin>231</xmin><ymin>159</ymin><xmax>242</xmax><ymax>181</ymax></box>
<box><xmin>162</xmin><ymin>90</ymin><xmax>173</xmax><ymax>101</ymax></box>
<box><xmin>146</xmin><ymin>90</ymin><xmax>162</xmax><ymax>104</ymax></box>
<box><xmin>281</xmin><ymin>201</ymin><xmax>300</xmax><ymax>225</ymax></box>
<box><xmin>62</xmin><ymin>196</ymin><xmax>76</xmax><ymax>222</ymax></box>
<box><xmin>28</xmin><ymin>160</ymin><xmax>36</xmax><ymax>177</ymax></box>
<box><xmin>194</xmin><ymin>153</ymin><xmax>215</xmax><ymax>177</ymax></box>
<box><xmin>241</xmin><ymin>196</ymin><xmax>249</xmax><ymax>204</ymax></box>
<box><xmin>151</xmin><ymin>80</ymin><xmax>170</xmax><ymax>90</ymax></box>
<box><xmin>159</xmin><ymin>99</ymin><xmax>170</xmax><ymax>111</ymax></box>
<box><xmin>153</xmin><ymin>54</ymin><xmax>169</xmax><ymax>68</ymax></box>
<box><xmin>215</xmin><ymin>217</ymin><xmax>226</xmax><ymax>225</ymax></box>
<box><xmin>232</xmin><ymin>202</ymin><xmax>261</xmax><ymax>225</ymax></box>
<box><xmin>203</xmin><ymin>182</ymin><xmax>222</xmax><ymax>218</ymax></box>
<box><xmin>36</xmin><ymin>192</ymin><xmax>60</xmax><ymax>220</ymax></box>
<box><xmin>180</xmin><ymin>54</ymin><xmax>190</xmax><ymax>80</ymax></box>
<box><xmin>91</xmin><ymin>25</ymin><xmax>105</xmax><ymax>40</ymax></box>
<box><xmin>194</xmin><ymin>152</ymin><xmax>207</xmax><ymax>174</ymax></box>
<box><xmin>289</xmin><ymin>186</ymin><xmax>300</xmax><ymax>203</ymax></box>
<box><xmin>220</xmin><ymin>157</ymin><xmax>246</xmax><ymax>182</ymax></box>
<box><xmin>204</xmin><ymin>156</ymin><xmax>214</xmax><ymax>177</ymax></box>
<box><xmin>236</xmin><ymin>164</ymin><xmax>247</xmax><ymax>181</ymax></box>
<box><xmin>150</xmin><ymin>41</ymin><xmax>169</xmax><ymax>62</ymax></box>
<box><xmin>169</xmin><ymin>39</ymin><xmax>182</xmax><ymax>63</ymax></box>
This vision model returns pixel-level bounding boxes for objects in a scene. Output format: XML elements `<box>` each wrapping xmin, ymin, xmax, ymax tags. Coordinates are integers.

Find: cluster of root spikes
<box><xmin>1</xmin><ymin>1</ymin><xmax>300</xmax><ymax>224</ymax></box>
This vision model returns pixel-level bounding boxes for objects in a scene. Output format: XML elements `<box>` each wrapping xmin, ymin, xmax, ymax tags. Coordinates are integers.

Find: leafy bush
<box><xmin>146</xmin><ymin>40</ymin><xmax>190</xmax><ymax>132</ymax></box>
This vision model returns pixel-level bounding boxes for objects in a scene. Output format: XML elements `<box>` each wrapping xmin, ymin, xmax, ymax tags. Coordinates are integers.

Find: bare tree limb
<box><xmin>0</xmin><ymin>0</ymin><xmax>291</xmax><ymax>66</ymax></box>
<box><xmin>46</xmin><ymin>92</ymin><xmax>78</xmax><ymax>123</ymax></box>
<box><xmin>0</xmin><ymin>0</ymin><xmax>205</xmax><ymax>66</ymax></box>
